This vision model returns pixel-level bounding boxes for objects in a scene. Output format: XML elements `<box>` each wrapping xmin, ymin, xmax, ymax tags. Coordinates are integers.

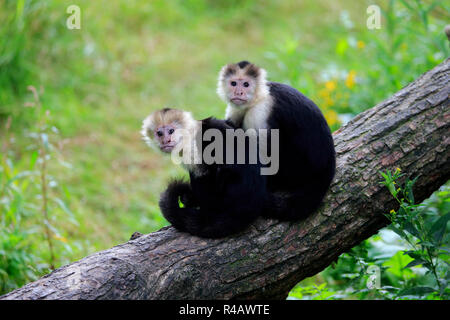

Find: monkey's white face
<box><xmin>153</xmin><ymin>123</ymin><xmax>182</xmax><ymax>153</ymax></box>
<box><xmin>226</xmin><ymin>76</ymin><xmax>256</xmax><ymax>106</ymax></box>
<box><xmin>142</xmin><ymin>109</ymin><xmax>197</xmax><ymax>157</ymax></box>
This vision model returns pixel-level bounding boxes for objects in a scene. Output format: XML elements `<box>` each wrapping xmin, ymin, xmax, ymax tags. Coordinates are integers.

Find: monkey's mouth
<box><xmin>231</xmin><ymin>98</ymin><xmax>247</xmax><ymax>105</ymax></box>
<box><xmin>161</xmin><ymin>144</ymin><xmax>176</xmax><ymax>152</ymax></box>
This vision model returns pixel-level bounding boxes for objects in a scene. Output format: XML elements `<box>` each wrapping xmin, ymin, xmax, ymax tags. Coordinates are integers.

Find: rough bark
<box><xmin>1</xmin><ymin>59</ymin><xmax>449</xmax><ymax>300</ymax></box>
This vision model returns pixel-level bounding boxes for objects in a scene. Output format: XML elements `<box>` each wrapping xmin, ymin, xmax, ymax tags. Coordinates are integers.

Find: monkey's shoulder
<box><xmin>268</xmin><ymin>81</ymin><xmax>325</xmax><ymax>119</ymax></box>
<box><xmin>268</xmin><ymin>82</ymin><xmax>314</xmax><ymax>106</ymax></box>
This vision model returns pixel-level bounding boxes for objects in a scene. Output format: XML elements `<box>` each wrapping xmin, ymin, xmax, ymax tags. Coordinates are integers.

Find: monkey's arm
<box><xmin>225</xmin><ymin>118</ymin><xmax>240</xmax><ymax>128</ymax></box>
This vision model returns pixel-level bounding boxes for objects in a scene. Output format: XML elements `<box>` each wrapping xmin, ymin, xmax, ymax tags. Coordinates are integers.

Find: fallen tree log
<box><xmin>1</xmin><ymin>59</ymin><xmax>449</xmax><ymax>300</ymax></box>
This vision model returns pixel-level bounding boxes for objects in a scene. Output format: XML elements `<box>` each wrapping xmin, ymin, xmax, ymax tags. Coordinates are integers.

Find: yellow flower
<box><xmin>318</xmin><ymin>88</ymin><xmax>330</xmax><ymax>99</ymax></box>
<box><xmin>325</xmin><ymin>80</ymin><xmax>337</xmax><ymax>92</ymax></box>
<box><xmin>325</xmin><ymin>110</ymin><xmax>338</xmax><ymax>126</ymax></box>
<box><xmin>357</xmin><ymin>40</ymin><xmax>365</xmax><ymax>49</ymax></box>
<box><xmin>396</xmin><ymin>167</ymin><xmax>401</xmax><ymax>173</ymax></box>
<box><xmin>54</xmin><ymin>235</ymin><xmax>68</xmax><ymax>243</ymax></box>
<box><xmin>324</xmin><ymin>97</ymin><xmax>334</xmax><ymax>108</ymax></box>
<box><xmin>345</xmin><ymin>70</ymin><xmax>357</xmax><ymax>89</ymax></box>
<box><xmin>390</xmin><ymin>209</ymin><xmax>395</xmax><ymax>214</ymax></box>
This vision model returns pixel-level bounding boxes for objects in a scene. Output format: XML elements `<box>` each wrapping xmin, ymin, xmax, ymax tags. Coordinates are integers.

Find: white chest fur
<box><xmin>225</xmin><ymin>96</ymin><xmax>273</xmax><ymax>131</ymax></box>
<box><xmin>225</xmin><ymin>91</ymin><xmax>273</xmax><ymax>130</ymax></box>
<box><xmin>242</xmin><ymin>102</ymin><xmax>271</xmax><ymax>130</ymax></box>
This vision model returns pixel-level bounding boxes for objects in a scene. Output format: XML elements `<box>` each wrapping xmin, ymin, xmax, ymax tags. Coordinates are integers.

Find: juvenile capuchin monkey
<box><xmin>217</xmin><ymin>61</ymin><xmax>336</xmax><ymax>221</ymax></box>
<box><xmin>141</xmin><ymin>108</ymin><xmax>267</xmax><ymax>238</ymax></box>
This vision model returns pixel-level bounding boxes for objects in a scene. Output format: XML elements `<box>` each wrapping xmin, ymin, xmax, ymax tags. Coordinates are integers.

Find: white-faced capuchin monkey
<box><xmin>217</xmin><ymin>61</ymin><xmax>336</xmax><ymax>221</ymax></box>
<box><xmin>141</xmin><ymin>108</ymin><xmax>268</xmax><ymax>238</ymax></box>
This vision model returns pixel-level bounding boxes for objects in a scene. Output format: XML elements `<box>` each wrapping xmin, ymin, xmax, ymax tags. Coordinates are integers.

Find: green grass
<box><xmin>0</xmin><ymin>0</ymin><xmax>448</xmax><ymax>296</ymax></box>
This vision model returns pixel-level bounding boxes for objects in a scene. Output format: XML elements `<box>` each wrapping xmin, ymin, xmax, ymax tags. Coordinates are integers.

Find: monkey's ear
<box><xmin>219</xmin><ymin>63</ymin><xmax>238</xmax><ymax>80</ymax></box>
<box><xmin>245</xmin><ymin>64</ymin><xmax>261</xmax><ymax>79</ymax></box>
<box><xmin>224</xmin><ymin>64</ymin><xmax>237</xmax><ymax>77</ymax></box>
<box><xmin>142</xmin><ymin>115</ymin><xmax>153</xmax><ymax>130</ymax></box>
<box><xmin>217</xmin><ymin>65</ymin><xmax>233</xmax><ymax>102</ymax></box>
<box><xmin>141</xmin><ymin>117</ymin><xmax>158</xmax><ymax>150</ymax></box>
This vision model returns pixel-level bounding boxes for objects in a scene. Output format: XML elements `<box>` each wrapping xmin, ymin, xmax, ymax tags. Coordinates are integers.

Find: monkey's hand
<box><xmin>225</xmin><ymin>118</ymin><xmax>239</xmax><ymax>128</ymax></box>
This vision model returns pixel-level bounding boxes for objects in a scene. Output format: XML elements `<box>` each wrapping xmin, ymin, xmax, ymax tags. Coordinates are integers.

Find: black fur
<box><xmin>236</xmin><ymin>60</ymin><xmax>260</xmax><ymax>78</ymax></box>
<box><xmin>159</xmin><ymin>118</ymin><xmax>267</xmax><ymax>238</ymax></box>
<box><xmin>232</xmin><ymin>81</ymin><xmax>336</xmax><ymax>221</ymax></box>
<box><xmin>237</xmin><ymin>60</ymin><xmax>250</xmax><ymax>68</ymax></box>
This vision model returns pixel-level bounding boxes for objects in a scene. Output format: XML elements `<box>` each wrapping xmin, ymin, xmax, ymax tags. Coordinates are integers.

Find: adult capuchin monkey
<box><xmin>141</xmin><ymin>108</ymin><xmax>267</xmax><ymax>238</ymax></box>
<box><xmin>217</xmin><ymin>61</ymin><xmax>336</xmax><ymax>221</ymax></box>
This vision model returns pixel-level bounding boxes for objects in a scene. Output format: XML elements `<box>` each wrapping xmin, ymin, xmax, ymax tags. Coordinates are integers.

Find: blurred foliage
<box><xmin>0</xmin><ymin>0</ymin><xmax>448</xmax><ymax>297</ymax></box>
<box><xmin>0</xmin><ymin>87</ymin><xmax>86</xmax><ymax>293</ymax></box>
<box><xmin>380</xmin><ymin>169</ymin><xmax>449</xmax><ymax>299</ymax></box>
<box><xmin>289</xmin><ymin>179</ymin><xmax>449</xmax><ymax>300</ymax></box>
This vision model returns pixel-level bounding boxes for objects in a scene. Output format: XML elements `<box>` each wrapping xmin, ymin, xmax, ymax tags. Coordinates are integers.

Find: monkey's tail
<box><xmin>159</xmin><ymin>180</ymin><xmax>257</xmax><ymax>238</ymax></box>
<box><xmin>264</xmin><ymin>186</ymin><xmax>328</xmax><ymax>221</ymax></box>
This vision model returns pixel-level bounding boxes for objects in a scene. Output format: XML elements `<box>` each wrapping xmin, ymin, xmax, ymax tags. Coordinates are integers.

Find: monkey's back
<box><xmin>267</xmin><ymin>82</ymin><xmax>336</xmax><ymax>191</ymax></box>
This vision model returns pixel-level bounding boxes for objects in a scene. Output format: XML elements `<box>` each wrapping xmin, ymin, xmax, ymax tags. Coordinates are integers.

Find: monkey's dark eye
<box><xmin>243</xmin><ymin>82</ymin><xmax>249</xmax><ymax>87</ymax></box>
<box><xmin>157</xmin><ymin>131</ymin><xmax>163</xmax><ymax>137</ymax></box>
<box><xmin>230</xmin><ymin>81</ymin><xmax>237</xmax><ymax>86</ymax></box>
<box><xmin>168</xmin><ymin>128</ymin><xmax>174</xmax><ymax>134</ymax></box>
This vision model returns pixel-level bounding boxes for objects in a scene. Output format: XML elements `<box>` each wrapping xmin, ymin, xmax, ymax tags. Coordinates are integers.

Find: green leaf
<box><xmin>388</xmin><ymin>225</ymin><xmax>407</xmax><ymax>238</ymax></box>
<box><xmin>403</xmin><ymin>250</ymin><xmax>423</xmax><ymax>260</ymax></box>
<box><xmin>417</xmin><ymin>241</ymin><xmax>434</xmax><ymax>248</ymax></box>
<box><xmin>335</xmin><ymin>39</ymin><xmax>348</xmax><ymax>56</ymax></box>
<box><xmin>404</xmin><ymin>184</ymin><xmax>415</xmax><ymax>204</ymax></box>
<box><xmin>178</xmin><ymin>196</ymin><xmax>185</xmax><ymax>208</ymax></box>
<box><xmin>397</xmin><ymin>206</ymin><xmax>407</xmax><ymax>218</ymax></box>
<box><xmin>397</xmin><ymin>286</ymin><xmax>436</xmax><ymax>297</ymax></box>
<box><xmin>438</xmin><ymin>246</ymin><xmax>450</xmax><ymax>254</ymax></box>
<box><xmin>29</xmin><ymin>151</ymin><xmax>39</xmax><ymax>170</ymax></box>
<box><xmin>429</xmin><ymin>212</ymin><xmax>450</xmax><ymax>244</ymax></box>
<box><xmin>402</xmin><ymin>259</ymin><xmax>427</xmax><ymax>269</ymax></box>
<box><xmin>53</xmin><ymin>198</ymin><xmax>78</xmax><ymax>226</ymax></box>
<box><xmin>403</xmin><ymin>221</ymin><xmax>421</xmax><ymax>239</ymax></box>
<box><xmin>398</xmin><ymin>0</ymin><xmax>413</xmax><ymax>12</ymax></box>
